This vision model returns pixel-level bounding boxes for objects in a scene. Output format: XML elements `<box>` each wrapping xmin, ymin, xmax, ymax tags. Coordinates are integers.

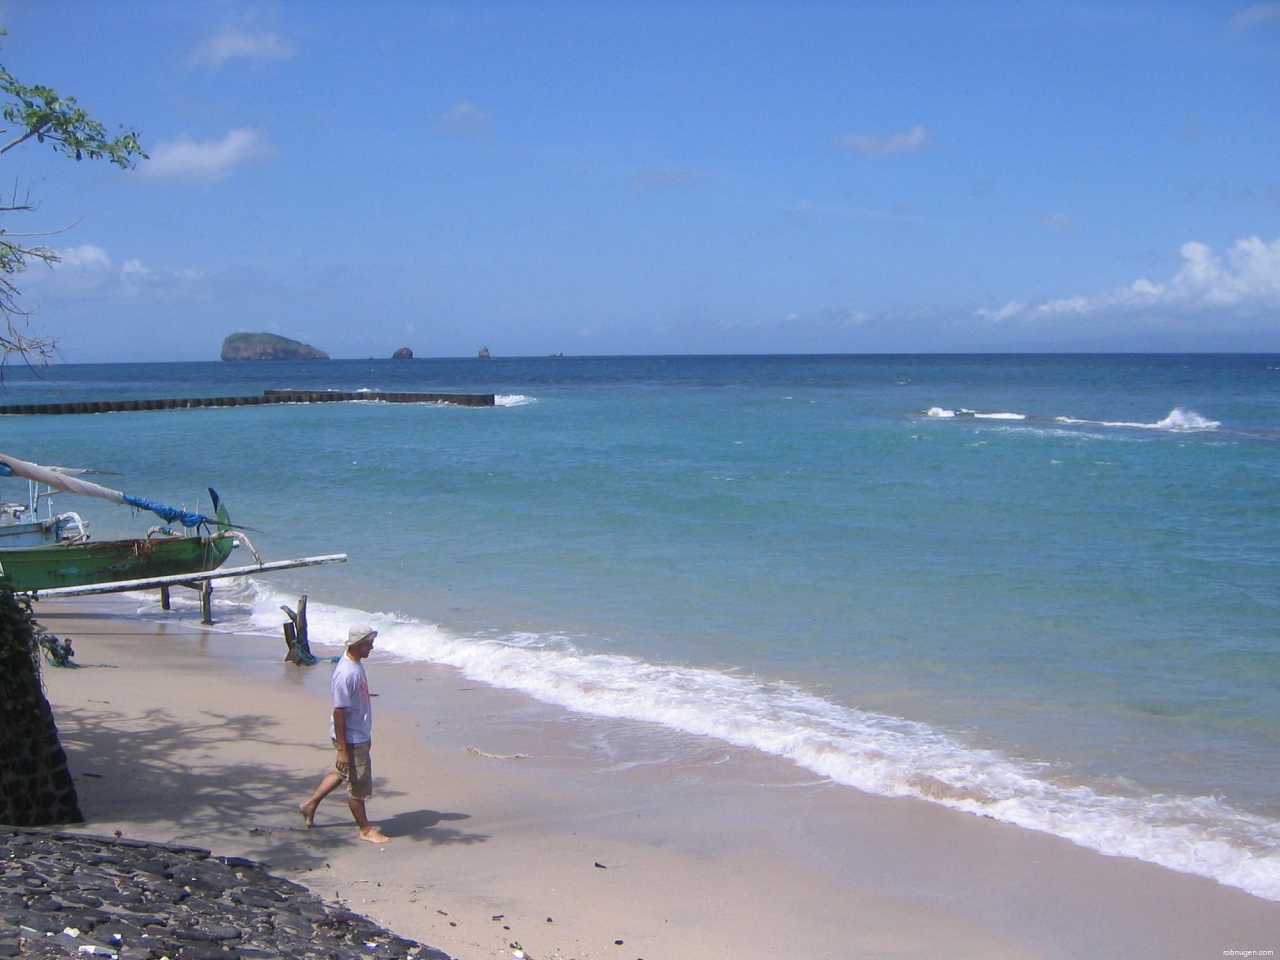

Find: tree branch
<box><xmin>0</xmin><ymin>119</ymin><xmax>48</xmax><ymax>157</ymax></box>
<box><xmin>0</xmin><ymin>43</ymin><xmax>145</xmax><ymax>372</ymax></box>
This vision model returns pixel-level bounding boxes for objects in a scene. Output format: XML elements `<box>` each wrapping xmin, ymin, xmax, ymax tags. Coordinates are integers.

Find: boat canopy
<box><xmin>0</xmin><ymin>452</ymin><xmax>215</xmax><ymax>528</ymax></box>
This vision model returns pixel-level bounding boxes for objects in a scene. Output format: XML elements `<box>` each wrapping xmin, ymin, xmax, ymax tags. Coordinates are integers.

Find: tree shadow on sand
<box><xmin>53</xmin><ymin>704</ymin><xmax>489</xmax><ymax>871</ymax></box>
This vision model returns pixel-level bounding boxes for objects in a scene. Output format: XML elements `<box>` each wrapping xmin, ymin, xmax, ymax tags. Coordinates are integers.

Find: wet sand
<box><xmin>35</xmin><ymin>597</ymin><xmax>1280</xmax><ymax>960</ymax></box>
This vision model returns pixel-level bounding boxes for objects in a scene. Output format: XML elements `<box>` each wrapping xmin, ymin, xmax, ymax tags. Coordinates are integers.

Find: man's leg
<box><xmin>299</xmin><ymin>770</ymin><xmax>344</xmax><ymax>827</ymax></box>
<box><xmin>345</xmin><ymin>742</ymin><xmax>389</xmax><ymax>843</ymax></box>
<box><xmin>347</xmin><ymin>798</ymin><xmax>390</xmax><ymax>843</ymax></box>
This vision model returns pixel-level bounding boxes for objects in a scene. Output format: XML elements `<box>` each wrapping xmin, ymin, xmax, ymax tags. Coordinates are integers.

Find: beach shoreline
<box><xmin>34</xmin><ymin>596</ymin><xmax>1280</xmax><ymax>960</ymax></box>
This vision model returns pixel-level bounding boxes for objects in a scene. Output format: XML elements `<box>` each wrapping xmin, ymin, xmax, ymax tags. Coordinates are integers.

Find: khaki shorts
<box><xmin>332</xmin><ymin>739</ymin><xmax>373</xmax><ymax>800</ymax></box>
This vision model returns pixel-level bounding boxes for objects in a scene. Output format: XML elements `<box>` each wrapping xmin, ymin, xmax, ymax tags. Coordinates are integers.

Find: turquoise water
<box><xmin>4</xmin><ymin>354</ymin><xmax>1279</xmax><ymax>898</ymax></box>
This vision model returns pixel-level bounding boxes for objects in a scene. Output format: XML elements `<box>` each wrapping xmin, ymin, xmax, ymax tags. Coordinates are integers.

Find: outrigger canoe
<box><xmin>0</xmin><ymin>452</ymin><xmax>242</xmax><ymax>592</ymax></box>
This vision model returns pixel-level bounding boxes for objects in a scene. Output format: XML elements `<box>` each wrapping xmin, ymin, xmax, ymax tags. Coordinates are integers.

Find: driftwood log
<box><xmin>281</xmin><ymin>595</ymin><xmax>317</xmax><ymax>665</ymax></box>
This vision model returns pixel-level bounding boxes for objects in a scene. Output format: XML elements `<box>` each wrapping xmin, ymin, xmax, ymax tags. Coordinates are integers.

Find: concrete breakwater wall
<box><xmin>0</xmin><ymin>390</ymin><xmax>495</xmax><ymax>415</ymax></box>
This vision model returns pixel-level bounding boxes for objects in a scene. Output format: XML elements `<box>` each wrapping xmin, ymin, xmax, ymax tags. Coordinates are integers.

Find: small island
<box><xmin>221</xmin><ymin>332</ymin><xmax>330</xmax><ymax>361</ymax></box>
<box><xmin>391</xmin><ymin>347</ymin><xmax>414</xmax><ymax>360</ymax></box>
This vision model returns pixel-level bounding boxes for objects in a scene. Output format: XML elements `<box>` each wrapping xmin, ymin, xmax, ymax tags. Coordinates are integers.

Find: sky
<box><xmin>1</xmin><ymin>1</ymin><xmax>1279</xmax><ymax>361</ymax></box>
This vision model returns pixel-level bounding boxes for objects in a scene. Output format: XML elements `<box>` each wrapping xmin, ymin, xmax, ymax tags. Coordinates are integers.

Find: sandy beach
<box><xmin>33</xmin><ymin>596</ymin><xmax>1280</xmax><ymax>960</ymax></box>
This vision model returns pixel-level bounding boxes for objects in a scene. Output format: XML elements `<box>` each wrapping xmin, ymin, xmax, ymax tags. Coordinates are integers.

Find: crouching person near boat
<box><xmin>299</xmin><ymin>624</ymin><xmax>390</xmax><ymax>843</ymax></box>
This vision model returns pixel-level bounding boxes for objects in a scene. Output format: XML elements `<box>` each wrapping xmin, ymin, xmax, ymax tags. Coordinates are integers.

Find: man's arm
<box><xmin>333</xmin><ymin>707</ymin><xmax>351</xmax><ymax>770</ymax></box>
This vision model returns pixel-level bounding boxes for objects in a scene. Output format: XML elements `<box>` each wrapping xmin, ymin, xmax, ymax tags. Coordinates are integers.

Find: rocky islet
<box><xmin>219</xmin><ymin>334</ymin><xmax>329</xmax><ymax>361</ymax></box>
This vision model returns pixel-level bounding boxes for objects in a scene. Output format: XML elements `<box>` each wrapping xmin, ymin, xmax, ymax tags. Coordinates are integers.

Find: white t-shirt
<box><xmin>329</xmin><ymin>654</ymin><xmax>372</xmax><ymax>744</ymax></box>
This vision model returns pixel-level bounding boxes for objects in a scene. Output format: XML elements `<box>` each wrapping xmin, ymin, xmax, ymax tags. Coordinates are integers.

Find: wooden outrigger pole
<box><xmin>27</xmin><ymin>553</ymin><xmax>347</xmax><ymax>625</ymax></box>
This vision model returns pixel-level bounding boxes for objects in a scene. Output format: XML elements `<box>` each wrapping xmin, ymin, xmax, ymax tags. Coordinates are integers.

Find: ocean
<box><xmin>3</xmin><ymin>353</ymin><xmax>1278</xmax><ymax>901</ymax></box>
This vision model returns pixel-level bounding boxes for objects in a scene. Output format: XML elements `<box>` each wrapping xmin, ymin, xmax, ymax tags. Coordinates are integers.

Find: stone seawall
<box><xmin>0</xmin><ymin>831</ymin><xmax>453</xmax><ymax>960</ymax></box>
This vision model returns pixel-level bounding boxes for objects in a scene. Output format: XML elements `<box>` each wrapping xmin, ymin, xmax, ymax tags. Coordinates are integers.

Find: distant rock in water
<box><xmin>221</xmin><ymin>332</ymin><xmax>330</xmax><ymax>361</ymax></box>
<box><xmin>391</xmin><ymin>347</ymin><xmax>414</xmax><ymax>360</ymax></box>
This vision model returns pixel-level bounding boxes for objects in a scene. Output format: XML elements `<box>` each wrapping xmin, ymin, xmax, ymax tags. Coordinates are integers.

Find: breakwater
<box><xmin>0</xmin><ymin>390</ymin><xmax>495</xmax><ymax>415</ymax></box>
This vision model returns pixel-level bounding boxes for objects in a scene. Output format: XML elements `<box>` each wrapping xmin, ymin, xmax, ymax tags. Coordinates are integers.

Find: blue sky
<box><xmin>2</xmin><ymin>1</ymin><xmax>1279</xmax><ymax>361</ymax></box>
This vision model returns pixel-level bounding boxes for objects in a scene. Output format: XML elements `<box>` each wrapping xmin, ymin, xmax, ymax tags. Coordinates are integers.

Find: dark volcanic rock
<box><xmin>391</xmin><ymin>347</ymin><xmax>414</xmax><ymax>360</ymax></box>
<box><xmin>220</xmin><ymin>333</ymin><xmax>329</xmax><ymax>361</ymax></box>
<box><xmin>1</xmin><ymin>830</ymin><xmax>454</xmax><ymax>960</ymax></box>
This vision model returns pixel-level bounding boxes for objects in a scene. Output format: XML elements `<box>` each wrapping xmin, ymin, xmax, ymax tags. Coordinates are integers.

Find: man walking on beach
<box><xmin>299</xmin><ymin>624</ymin><xmax>390</xmax><ymax>844</ymax></box>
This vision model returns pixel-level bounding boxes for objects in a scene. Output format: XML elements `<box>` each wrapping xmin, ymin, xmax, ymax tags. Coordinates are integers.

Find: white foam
<box><xmin>928</xmin><ymin>405</ymin><xmax>1220</xmax><ymax>433</ymax></box>
<box><xmin>926</xmin><ymin>407</ymin><xmax>1027</xmax><ymax>420</ymax></box>
<box><xmin>496</xmin><ymin>394</ymin><xmax>536</xmax><ymax>407</ymax></box>
<box><xmin>1055</xmin><ymin>407</ymin><xmax>1220</xmax><ymax>432</ymax></box>
<box><xmin>148</xmin><ymin>580</ymin><xmax>1280</xmax><ymax>903</ymax></box>
<box><xmin>1153</xmin><ymin>408</ymin><xmax>1221</xmax><ymax>431</ymax></box>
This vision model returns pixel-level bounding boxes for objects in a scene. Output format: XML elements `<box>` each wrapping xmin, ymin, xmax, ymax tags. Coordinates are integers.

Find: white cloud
<box><xmin>629</xmin><ymin>170</ymin><xmax>709</xmax><ymax>192</ymax></box>
<box><xmin>120</xmin><ymin>259</ymin><xmax>153</xmax><ymax>281</ymax></box>
<box><xmin>140</xmin><ymin>129</ymin><xmax>276</xmax><ymax>181</ymax></box>
<box><xmin>1042</xmin><ymin>212</ymin><xmax>1076</xmax><ymax>236</ymax></box>
<box><xmin>40</xmin><ymin>246</ymin><xmax>205</xmax><ymax>300</ymax></box>
<box><xmin>834</xmin><ymin>125</ymin><xmax>930</xmax><ymax>159</ymax></box>
<box><xmin>1228</xmin><ymin>3</ymin><xmax>1280</xmax><ymax>33</ymax></box>
<box><xmin>190</xmin><ymin>28</ymin><xmax>293</xmax><ymax>69</ymax></box>
<box><xmin>437</xmin><ymin>101</ymin><xmax>492</xmax><ymax>139</ymax></box>
<box><xmin>975</xmin><ymin>300</ymin><xmax>1026</xmax><ymax>322</ymax></box>
<box><xmin>977</xmin><ymin>236</ymin><xmax>1280</xmax><ymax>324</ymax></box>
<box><xmin>56</xmin><ymin>245</ymin><xmax>113</xmax><ymax>270</ymax></box>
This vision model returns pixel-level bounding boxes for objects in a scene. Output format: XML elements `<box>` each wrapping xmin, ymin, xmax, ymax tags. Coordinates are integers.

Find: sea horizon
<box><xmin>14</xmin><ymin>348</ymin><xmax>1280</xmax><ymax>365</ymax></box>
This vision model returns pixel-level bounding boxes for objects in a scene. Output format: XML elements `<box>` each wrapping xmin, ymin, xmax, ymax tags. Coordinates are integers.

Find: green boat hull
<box><xmin>0</xmin><ymin>502</ymin><xmax>235</xmax><ymax>592</ymax></box>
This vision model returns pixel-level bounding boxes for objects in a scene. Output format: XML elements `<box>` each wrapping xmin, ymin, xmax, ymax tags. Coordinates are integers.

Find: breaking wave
<box><xmin>1055</xmin><ymin>407</ymin><xmax>1220</xmax><ymax>432</ymax></box>
<box><xmin>927</xmin><ymin>406</ymin><xmax>1220</xmax><ymax>433</ymax></box>
<box><xmin>138</xmin><ymin>580</ymin><xmax>1280</xmax><ymax>904</ymax></box>
<box><xmin>927</xmin><ymin>407</ymin><xmax>1027</xmax><ymax>420</ymax></box>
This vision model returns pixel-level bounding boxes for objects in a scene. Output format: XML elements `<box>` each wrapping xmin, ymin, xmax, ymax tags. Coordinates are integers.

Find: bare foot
<box><xmin>298</xmin><ymin>802</ymin><xmax>317</xmax><ymax>828</ymax></box>
<box><xmin>359</xmin><ymin>826</ymin><xmax>391</xmax><ymax>844</ymax></box>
